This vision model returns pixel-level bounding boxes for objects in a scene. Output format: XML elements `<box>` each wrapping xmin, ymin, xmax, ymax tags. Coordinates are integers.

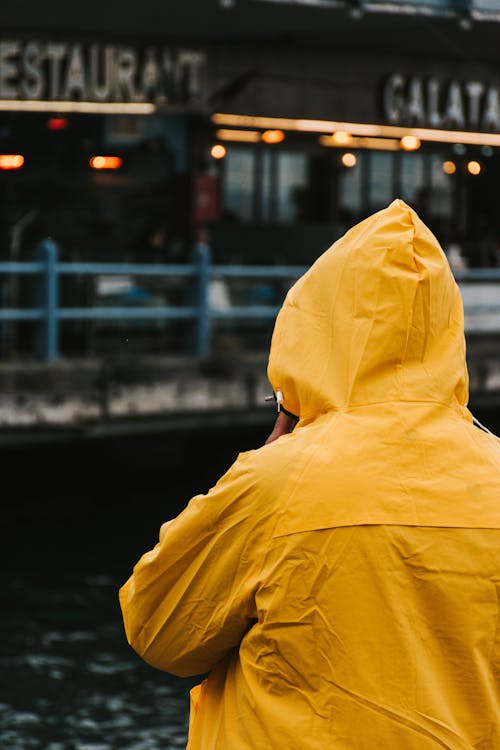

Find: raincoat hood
<box><xmin>268</xmin><ymin>199</ymin><xmax>468</xmax><ymax>420</ymax></box>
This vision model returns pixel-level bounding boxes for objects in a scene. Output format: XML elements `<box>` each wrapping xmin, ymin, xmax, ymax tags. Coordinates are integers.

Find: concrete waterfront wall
<box><xmin>0</xmin><ymin>336</ymin><xmax>498</xmax><ymax>444</ymax></box>
<box><xmin>0</xmin><ymin>350</ymin><xmax>275</xmax><ymax>443</ymax></box>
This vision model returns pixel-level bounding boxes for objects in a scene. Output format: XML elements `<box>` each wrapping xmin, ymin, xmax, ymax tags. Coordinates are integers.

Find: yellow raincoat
<box><xmin>120</xmin><ymin>199</ymin><xmax>500</xmax><ymax>749</ymax></box>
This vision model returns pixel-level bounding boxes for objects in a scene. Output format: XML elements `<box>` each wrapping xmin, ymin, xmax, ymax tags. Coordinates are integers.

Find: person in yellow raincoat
<box><xmin>119</xmin><ymin>199</ymin><xmax>500</xmax><ymax>749</ymax></box>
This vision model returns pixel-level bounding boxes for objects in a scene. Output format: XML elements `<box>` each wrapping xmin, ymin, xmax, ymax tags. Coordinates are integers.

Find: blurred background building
<box><xmin>1</xmin><ymin>0</ymin><xmax>500</xmax><ymax>271</ymax></box>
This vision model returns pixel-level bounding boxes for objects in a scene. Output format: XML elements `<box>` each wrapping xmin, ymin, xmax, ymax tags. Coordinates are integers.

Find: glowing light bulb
<box><xmin>89</xmin><ymin>156</ymin><xmax>123</xmax><ymax>170</ymax></box>
<box><xmin>0</xmin><ymin>154</ymin><xmax>24</xmax><ymax>170</ymax></box>
<box><xmin>261</xmin><ymin>130</ymin><xmax>285</xmax><ymax>144</ymax></box>
<box><xmin>467</xmin><ymin>160</ymin><xmax>481</xmax><ymax>175</ymax></box>
<box><xmin>331</xmin><ymin>131</ymin><xmax>352</xmax><ymax>146</ymax></box>
<box><xmin>442</xmin><ymin>160</ymin><xmax>456</xmax><ymax>175</ymax></box>
<box><xmin>341</xmin><ymin>152</ymin><xmax>357</xmax><ymax>168</ymax></box>
<box><xmin>210</xmin><ymin>144</ymin><xmax>227</xmax><ymax>159</ymax></box>
<box><xmin>400</xmin><ymin>135</ymin><xmax>421</xmax><ymax>151</ymax></box>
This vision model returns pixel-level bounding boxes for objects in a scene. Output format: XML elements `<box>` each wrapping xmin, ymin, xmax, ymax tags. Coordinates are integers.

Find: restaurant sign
<box><xmin>383</xmin><ymin>73</ymin><xmax>500</xmax><ymax>131</ymax></box>
<box><xmin>0</xmin><ymin>40</ymin><xmax>206</xmax><ymax>106</ymax></box>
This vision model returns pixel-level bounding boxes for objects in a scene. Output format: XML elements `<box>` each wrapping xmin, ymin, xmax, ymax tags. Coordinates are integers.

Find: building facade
<box><xmin>1</xmin><ymin>1</ymin><xmax>500</xmax><ymax>268</ymax></box>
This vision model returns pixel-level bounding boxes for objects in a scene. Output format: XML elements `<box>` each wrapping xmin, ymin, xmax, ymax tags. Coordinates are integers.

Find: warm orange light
<box><xmin>89</xmin><ymin>155</ymin><xmax>123</xmax><ymax>170</ymax></box>
<box><xmin>212</xmin><ymin>112</ymin><xmax>500</xmax><ymax>147</ymax></box>
<box><xmin>261</xmin><ymin>129</ymin><xmax>285</xmax><ymax>144</ymax></box>
<box><xmin>0</xmin><ymin>154</ymin><xmax>24</xmax><ymax>170</ymax></box>
<box><xmin>331</xmin><ymin>131</ymin><xmax>352</xmax><ymax>146</ymax></box>
<box><xmin>400</xmin><ymin>135</ymin><xmax>421</xmax><ymax>151</ymax></box>
<box><xmin>319</xmin><ymin>135</ymin><xmax>400</xmax><ymax>151</ymax></box>
<box><xmin>215</xmin><ymin>129</ymin><xmax>260</xmax><ymax>143</ymax></box>
<box><xmin>341</xmin><ymin>152</ymin><xmax>357</xmax><ymax>168</ymax></box>
<box><xmin>442</xmin><ymin>160</ymin><xmax>457</xmax><ymax>175</ymax></box>
<box><xmin>467</xmin><ymin>160</ymin><xmax>482</xmax><ymax>175</ymax></box>
<box><xmin>0</xmin><ymin>100</ymin><xmax>155</xmax><ymax>114</ymax></box>
<box><xmin>47</xmin><ymin>117</ymin><xmax>69</xmax><ymax>130</ymax></box>
<box><xmin>210</xmin><ymin>144</ymin><xmax>227</xmax><ymax>159</ymax></box>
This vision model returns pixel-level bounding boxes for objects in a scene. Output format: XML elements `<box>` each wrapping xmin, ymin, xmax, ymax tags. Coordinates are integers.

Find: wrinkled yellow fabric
<box><xmin>119</xmin><ymin>199</ymin><xmax>500</xmax><ymax>749</ymax></box>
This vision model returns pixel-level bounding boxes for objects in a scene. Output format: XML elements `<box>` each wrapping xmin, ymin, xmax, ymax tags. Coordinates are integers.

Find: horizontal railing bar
<box><xmin>0</xmin><ymin>309</ymin><xmax>44</xmax><ymax>320</ymax></box>
<box><xmin>465</xmin><ymin>307</ymin><xmax>500</xmax><ymax>313</ymax></box>
<box><xmin>0</xmin><ymin>262</ymin><xmax>499</xmax><ymax>282</ymax></box>
<box><xmin>211</xmin><ymin>306</ymin><xmax>281</xmax><ymax>319</ymax></box>
<box><xmin>213</xmin><ymin>265</ymin><xmax>307</xmax><ymax>278</ymax></box>
<box><xmin>456</xmin><ymin>269</ymin><xmax>500</xmax><ymax>281</ymax></box>
<box><xmin>56</xmin><ymin>263</ymin><xmax>307</xmax><ymax>279</ymax></box>
<box><xmin>57</xmin><ymin>307</ymin><xmax>198</xmax><ymax>320</ymax></box>
<box><xmin>57</xmin><ymin>262</ymin><xmax>197</xmax><ymax>276</ymax></box>
<box><xmin>0</xmin><ymin>262</ymin><xmax>44</xmax><ymax>273</ymax></box>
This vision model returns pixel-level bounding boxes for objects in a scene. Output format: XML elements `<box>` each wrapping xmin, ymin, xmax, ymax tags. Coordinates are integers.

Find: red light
<box><xmin>47</xmin><ymin>117</ymin><xmax>69</xmax><ymax>131</ymax></box>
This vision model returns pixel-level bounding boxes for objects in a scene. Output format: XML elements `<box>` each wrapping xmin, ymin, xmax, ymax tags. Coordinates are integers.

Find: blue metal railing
<box><xmin>0</xmin><ymin>238</ymin><xmax>307</xmax><ymax>362</ymax></box>
<box><xmin>0</xmin><ymin>238</ymin><xmax>499</xmax><ymax>362</ymax></box>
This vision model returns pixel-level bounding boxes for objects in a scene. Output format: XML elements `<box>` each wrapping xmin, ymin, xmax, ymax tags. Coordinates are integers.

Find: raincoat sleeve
<box><xmin>119</xmin><ymin>449</ymin><xmax>279</xmax><ymax>678</ymax></box>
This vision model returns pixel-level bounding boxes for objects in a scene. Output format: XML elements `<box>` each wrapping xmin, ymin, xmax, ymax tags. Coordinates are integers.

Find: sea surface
<box><xmin>0</xmin><ymin>569</ymin><xmax>195</xmax><ymax>750</ymax></box>
<box><xmin>0</xmin><ymin>423</ymin><xmax>270</xmax><ymax>750</ymax></box>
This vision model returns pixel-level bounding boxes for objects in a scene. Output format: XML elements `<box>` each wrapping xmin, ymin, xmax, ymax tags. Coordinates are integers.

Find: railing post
<box><xmin>190</xmin><ymin>240</ymin><xmax>211</xmax><ymax>357</ymax></box>
<box><xmin>34</xmin><ymin>238</ymin><xmax>59</xmax><ymax>362</ymax></box>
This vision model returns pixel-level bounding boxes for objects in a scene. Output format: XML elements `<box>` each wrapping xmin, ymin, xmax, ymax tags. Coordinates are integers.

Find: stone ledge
<box><xmin>0</xmin><ymin>347</ymin><xmax>498</xmax><ymax>437</ymax></box>
<box><xmin>0</xmin><ymin>352</ymin><xmax>272</xmax><ymax>430</ymax></box>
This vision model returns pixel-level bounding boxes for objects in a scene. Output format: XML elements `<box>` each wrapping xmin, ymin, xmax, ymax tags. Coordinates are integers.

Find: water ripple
<box><xmin>0</xmin><ymin>572</ymin><xmax>193</xmax><ymax>750</ymax></box>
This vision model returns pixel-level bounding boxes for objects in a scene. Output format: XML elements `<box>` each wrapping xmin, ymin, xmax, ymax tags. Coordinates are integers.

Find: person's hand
<box><xmin>265</xmin><ymin>410</ymin><xmax>297</xmax><ymax>445</ymax></box>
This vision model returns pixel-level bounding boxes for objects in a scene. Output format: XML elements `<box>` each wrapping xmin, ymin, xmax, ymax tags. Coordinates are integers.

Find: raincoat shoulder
<box><xmin>119</xmin><ymin>437</ymin><xmax>297</xmax><ymax>677</ymax></box>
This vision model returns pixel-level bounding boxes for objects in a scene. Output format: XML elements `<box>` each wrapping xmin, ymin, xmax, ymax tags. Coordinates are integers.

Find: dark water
<box><xmin>0</xmin><ymin>570</ymin><xmax>194</xmax><ymax>750</ymax></box>
<box><xmin>1</xmin><ymin>406</ymin><xmax>498</xmax><ymax>750</ymax></box>
<box><xmin>0</xmin><ymin>422</ymin><xmax>271</xmax><ymax>750</ymax></box>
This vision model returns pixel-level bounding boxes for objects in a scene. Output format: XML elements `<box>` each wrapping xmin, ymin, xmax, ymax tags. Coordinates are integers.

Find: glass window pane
<box><xmin>339</xmin><ymin>152</ymin><xmax>363</xmax><ymax>218</ymax></box>
<box><xmin>222</xmin><ymin>148</ymin><xmax>255</xmax><ymax>222</ymax></box>
<box><xmin>429</xmin><ymin>154</ymin><xmax>453</xmax><ymax>219</ymax></box>
<box><xmin>261</xmin><ymin>150</ymin><xmax>272</xmax><ymax>223</ymax></box>
<box><xmin>276</xmin><ymin>152</ymin><xmax>308</xmax><ymax>223</ymax></box>
<box><xmin>400</xmin><ymin>152</ymin><xmax>425</xmax><ymax>204</ymax></box>
<box><xmin>368</xmin><ymin>152</ymin><xmax>394</xmax><ymax>210</ymax></box>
